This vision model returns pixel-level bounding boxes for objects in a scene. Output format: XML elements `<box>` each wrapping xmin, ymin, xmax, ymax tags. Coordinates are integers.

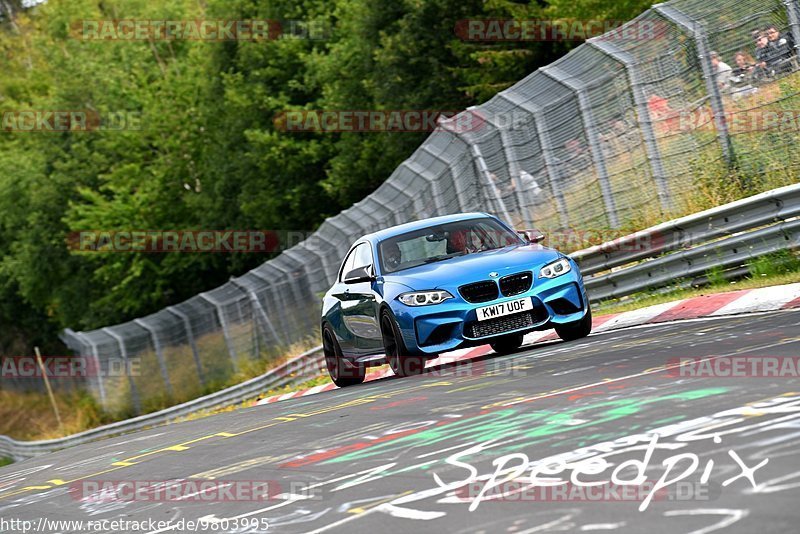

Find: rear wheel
<box><xmin>381</xmin><ymin>312</ymin><xmax>427</xmax><ymax>377</ymax></box>
<box><xmin>322</xmin><ymin>325</ymin><xmax>365</xmax><ymax>387</ymax></box>
<box><xmin>490</xmin><ymin>333</ymin><xmax>524</xmax><ymax>354</ymax></box>
<box><xmin>554</xmin><ymin>307</ymin><xmax>592</xmax><ymax>342</ymax></box>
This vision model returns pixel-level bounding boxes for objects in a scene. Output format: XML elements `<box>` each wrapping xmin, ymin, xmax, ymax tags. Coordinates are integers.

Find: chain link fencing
<box><xmin>55</xmin><ymin>0</ymin><xmax>800</xmax><ymax>415</ymax></box>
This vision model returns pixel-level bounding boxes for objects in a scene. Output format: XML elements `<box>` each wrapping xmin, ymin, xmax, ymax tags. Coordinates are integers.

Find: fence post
<box><xmin>75</xmin><ymin>332</ymin><xmax>108</xmax><ymax>410</ymax></box>
<box><xmin>785</xmin><ymin>0</ymin><xmax>800</xmax><ymax>61</ymax></box>
<box><xmin>101</xmin><ymin>328</ymin><xmax>141</xmax><ymax>413</ymax></box>
<box><xmin>498</xmin><ymin>90</ymin><xmax>571</xmax><ymax>228</ymax></box>
<box><xmin>199</xmin><ymin>292</ymin><xmax>239</xmax><ymax>372</ymax></box>
<box><xmin>305</xmin><ymin>239</ymin><xmax>337</xmax><ymax>287</ymax></box>
<box><xmin>542</xmin><ymin>66</ymin><xmax>620</xmax><ymax>228</ymax></box>
<box><xmin>654</xmin><ymin>4</ymin><xmax>734</xmax><ymax>164</ymax></box>
<box><xmin>589</xmin><ymin>38</ymin><xmax>673</xmax><ymax>213</ymax></box>
<box><xmin>402</xmin><ymin>158</ymin><xmax>447</xmax><ymax>215</ymax></box>
<box><xmin>133</xmin><ymin>318</ymin><xmax>173</xmax><ymax>397</ymax></box>
<box><xmin>481</xmin><ymin>111</ymin><xmax>535</xmax><ymax>227</ymax></box>
<box><xmin>166</xmin><ymin>306</ymin><xmax>205</xmax><ymax>387</ymax></box>
<box><xmin>441</xmin><ymin>116</ymin><xmax>514</xmax><ymax>224</ymax></box>
<box><xmin>421</xmin><ymin>144</ymin><xmax>469</xmax><ymax>213</ymax></box>
<box><xmin>229</xmin><ymin>278</ymin><xmax>284</xmax><ymax>347</ymax></box>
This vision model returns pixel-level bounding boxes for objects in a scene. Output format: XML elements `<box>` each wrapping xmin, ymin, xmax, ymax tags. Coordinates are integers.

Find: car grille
<box><xmin>499</xmin><ymin>272</ymin><xmax>533</xmax><ymax>297</ymax></box>
<box><xmin>469</xmin><ymin>311</ymin><xmax>535</xmax><ymax>338</ymax></box>
<box><xmin>459</xmin><ymin>281</ymin><xmax>499</xmax><ymax>303</ymax></box>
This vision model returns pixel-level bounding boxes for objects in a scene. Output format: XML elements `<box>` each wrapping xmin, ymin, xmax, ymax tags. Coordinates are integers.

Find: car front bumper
<box><xmin>390</xmin><ymin>268</ymin><xmax>590</xmax><ymax>356</ymax></box>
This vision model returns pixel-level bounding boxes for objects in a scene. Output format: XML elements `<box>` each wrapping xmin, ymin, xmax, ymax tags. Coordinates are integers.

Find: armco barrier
<box><xmin>0</xmin><ymin>346</ymin><xmax>323</xmax><ymax>462</ymax></box>
<box><xmin>572</xmin><ymin>183</ymin><xmax>800</xmax><ymax>276</ymax></box>
<box><xmin>572</xmin><ymin>183</ymin><xmax>800</xmax><ymax>301</ymax></box>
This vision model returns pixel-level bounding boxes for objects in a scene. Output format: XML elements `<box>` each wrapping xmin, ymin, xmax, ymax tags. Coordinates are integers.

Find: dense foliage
<box><xmin>0</xmin><ymin>0</ymin><xmax>651</xmax><ymax>353</ymax></box>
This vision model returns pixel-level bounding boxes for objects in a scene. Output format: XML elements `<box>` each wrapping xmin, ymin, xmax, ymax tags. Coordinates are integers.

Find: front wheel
<box><xmin>554</xmin><ymin>308</ymin><xmax>592</xmax><ymax>342</ymax></box>
<box><xmin>381</xmin><ymin>312</ymin><xmax>427</xmax><ymax>378</ymax></box>
<box><xmin>490</xmin><ymin>333</ymin><xmax>524</xmax><ymax>354</ymax></box>
<box><xmin>322</xmin><ymin>325</ymin><xmax>365</xmax><ymax>387</ymax></box>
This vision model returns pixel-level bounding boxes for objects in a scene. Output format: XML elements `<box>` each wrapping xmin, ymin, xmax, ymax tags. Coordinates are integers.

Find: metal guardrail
<box><xmin>572</xmin><ymin>183</ymin><xmax>800</xmax><ymax>302</ymax></box>
<box><xmin>0</xmin><ymin>346</ymin><xmax>323</xmax><ymax>461</ymax></box>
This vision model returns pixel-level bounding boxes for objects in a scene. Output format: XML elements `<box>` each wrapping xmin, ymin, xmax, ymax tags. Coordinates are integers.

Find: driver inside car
<box><xmin>384</xmin><ymin>241</ymin><xmax>402</xmax><ymax>269</ymax></box>
<box><xmin>447</xmin><ymin>229</ymin><xmax>478</xmax><ymax>254</ymax></box>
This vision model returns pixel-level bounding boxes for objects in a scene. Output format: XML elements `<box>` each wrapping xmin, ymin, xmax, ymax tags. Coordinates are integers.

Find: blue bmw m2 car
<box><xmin>320</xmin><ymin>213</ymin><xmax>591</xmax><ymax>386</ymax></box>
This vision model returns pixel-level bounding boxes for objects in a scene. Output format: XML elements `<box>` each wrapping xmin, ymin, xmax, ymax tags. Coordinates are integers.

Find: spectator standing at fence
<box><xmin>517</xmin><ymin>169</ymin><xmax>542</xmax><ymax>197</ymax></box>
<box><xmin>729</xmin><ymin>51</ymin><xmax>759</xmax><ymax>98</ymax></box>
<box><xmin>754</xmin><ymin>31</ymin><xmax>771</xmax><ymax>79</ymax></box>
<box><xmin>732</xmin><ymin>51</ymin><xmax>755</xmax><ymax>79</ymax></box>
<box><xmin>647</xmin><ymin>94</ymin><xmax>681</xmax><ymax>133</ymax></box>
<box><xmin>766</xmin><ymin>24</ymin><xmax>795</xmax><ymax>66</ymax></box>
<box><xmin>710</xmin><ymin>51</ymin><xmax>733</xmax><ymax>92</ymax></box>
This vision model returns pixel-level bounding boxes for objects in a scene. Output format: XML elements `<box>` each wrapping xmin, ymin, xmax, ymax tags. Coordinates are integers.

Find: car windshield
<box><xmin>378</xmin><ymin>218</ymin><xmax>523</xmax><ymax>274</ymax></box>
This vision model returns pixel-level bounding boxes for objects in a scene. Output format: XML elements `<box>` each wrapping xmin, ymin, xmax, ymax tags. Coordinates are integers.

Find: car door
<box><xmin>341</xmin><ymin>243</ymin><xmax>382</xmax><ymax>354</ymax></box>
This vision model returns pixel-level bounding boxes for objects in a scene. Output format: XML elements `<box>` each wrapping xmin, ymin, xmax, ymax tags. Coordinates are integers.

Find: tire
<box><xmin>554</xmin><ymin>307</ymin><xmax>593</xmax><ymax>342</ymax></box>
<box><xmin>322</xmin><ymin>324</ymin><xmax>365</xmax><ymax>387</ymax></box>
<box><xmin>490</xmin><ymin>333</ymin><xmax>524</xmax><ymax>354</ymax></box>
<box><xmin>381</xmin><ymin>311</ymin><xmax>427</xmax><ymax>378</ymax></box>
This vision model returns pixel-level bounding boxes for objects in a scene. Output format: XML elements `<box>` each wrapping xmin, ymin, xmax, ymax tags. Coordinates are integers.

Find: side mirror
<box><xmin>518</xmin><ymin>229</ymin><xmax>546</xmax><ymax>244</ymax></box>
<box><xmin>344</xmin><ymin>265</ymin><xmax>375</xmax><ymax>284</ymax></box>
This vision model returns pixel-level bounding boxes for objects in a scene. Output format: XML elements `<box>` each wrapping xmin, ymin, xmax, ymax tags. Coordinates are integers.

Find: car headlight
<box><xmin>398</xmin><ymin>290</ymin><xmax>454</xmax><ymax>306</ymax></box>
<box><xmin>539</xmin><ymin>258</ymin><xmax>572</xmax><ymax>279</ymax></box>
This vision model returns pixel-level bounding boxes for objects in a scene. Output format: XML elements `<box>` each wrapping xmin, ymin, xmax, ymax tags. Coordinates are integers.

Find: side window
<box><xmin>338</xmin><ymin>243</ymin><xmax>374</xmax><ymax>281</ymax></box>
<box><xmin>352</xmin><ymin>243</ymin><xmax>374</xmax><ymax>270</ymax></box>
<box><xmin>338</xmin><ymin>246</ymin><xmax>359</xmax><ymax>282</ymax></box>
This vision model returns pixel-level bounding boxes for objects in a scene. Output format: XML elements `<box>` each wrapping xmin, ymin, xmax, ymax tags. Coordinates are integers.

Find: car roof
<box><xmin>361</xmin><ymin>212</ymin><xmax>497</xmax><ymax>243</ymax></box>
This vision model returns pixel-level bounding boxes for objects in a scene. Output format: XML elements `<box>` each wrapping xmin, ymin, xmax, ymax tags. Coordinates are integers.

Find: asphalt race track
<box><xmin>2</xmin><ymin>310</ymin><xmax>800</xmax><ymax>533</ymax></box>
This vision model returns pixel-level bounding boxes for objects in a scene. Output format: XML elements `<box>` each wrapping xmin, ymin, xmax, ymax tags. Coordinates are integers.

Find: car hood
<box><xmin>384</xmin><ymin>244</ymin><xmax>562</xmax><ymax>290</ymax></box>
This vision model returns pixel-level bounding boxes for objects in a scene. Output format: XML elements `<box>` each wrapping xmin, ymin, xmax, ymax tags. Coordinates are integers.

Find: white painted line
<box><xmin>581</xmin><ymin>524</ymin><xmax>626</xmax><ymax>531</ymax></box>
<box><xmin>710</xmin><ymin>283</ymin><xmax>800</xmax><ymax>316</ymax></box>
<box><xmin>302</xmin><ymin>385</ymin><xmax>328</xmax><ymax>396</ymax></box>
<box><xmin>523</xmin><ymin>330</ymin><xmax>555</xmax><ymax>345</ymax></box>
<box><xmin>593</xmin><ymin>299</ymin><xmax>685</xmax><ymax>332</ymax></box>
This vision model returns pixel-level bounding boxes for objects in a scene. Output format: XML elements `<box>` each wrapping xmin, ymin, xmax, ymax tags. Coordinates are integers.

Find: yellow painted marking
<box><xmin>447</xmin><ymin>380</ymin><xmax>507</xmax><ymax>393</ymax></box>
<box><xmin>47</xmin><ymin>479</ymin><xmax>68</xmax><ymax>485</ymax></box>
<box><xmin>347</xmin><ymin>490</ymin><xmax>412</xmax><ymax>514</ymax></box>
<box><xmin>0</xmin><ymin>379</ymin><xmax>454</xmax><ymax>502</ymax></box>
<box><xmin>190</xmin><ymin>455</ymin><xmax>287</xmax><ymax>480</ymax></box>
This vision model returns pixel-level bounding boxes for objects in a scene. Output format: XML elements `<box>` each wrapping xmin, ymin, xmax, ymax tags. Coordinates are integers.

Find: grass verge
<box><xmin>0</xmin><ymin>339</ymin><xmax>321</xmax><ymax>444</ymax></box>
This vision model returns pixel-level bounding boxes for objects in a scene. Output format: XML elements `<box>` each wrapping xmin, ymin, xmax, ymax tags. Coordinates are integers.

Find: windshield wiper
<box><xmin>422</xmin><ymin>252</ymin><xmax>467</xmax><ymax>264</ymax></box>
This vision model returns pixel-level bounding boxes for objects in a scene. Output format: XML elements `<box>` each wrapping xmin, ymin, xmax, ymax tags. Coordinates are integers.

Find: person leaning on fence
<box><xmin>732</xmin><ymin>51</ymin><xmax>755</xmax><ymax>80</ymax></box>
<box><xmin>729</xmin><ymin>51</ymin><xmax>759</xmax><ymax>99</ymax></box>
<box><xmin>709</xmin><ymin>51</ymin><xmax>733</xmax><ymax>92</ymax></box>
<box><xmin>754</xmin><ymin>31</ymin><xmax>772</xmax><ymax>80</ymax></box>
<box><xmin>765</xmin><ymin>24</ymin><xmax>795</xmax><ymax>73</ymax></box>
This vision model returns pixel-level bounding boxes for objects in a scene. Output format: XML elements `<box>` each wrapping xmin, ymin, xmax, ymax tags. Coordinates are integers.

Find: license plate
<box><xmin>476</xmin><ymin>297</ymin><xmax>533</xmax><ymax>321</ymax></box>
